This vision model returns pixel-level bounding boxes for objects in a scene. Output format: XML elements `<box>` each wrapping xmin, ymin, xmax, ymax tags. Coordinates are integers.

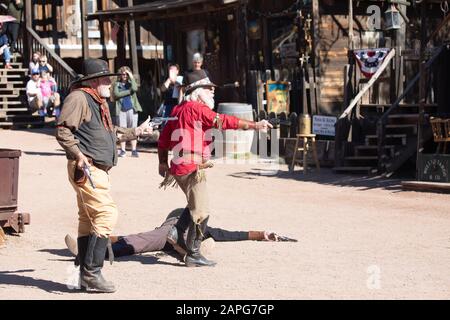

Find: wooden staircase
<box><xmin>0</xmin><ymin>55</ymin><xmax>45</xmax><ymax>128</ymax></box>
<box><xmin>333</xmin><ymin>42</ymin><xmax>448</xmax><ymax>176</ymax></box>
<box><xmin>333</xmin><ymin>104</ymin><xmax>436</xmax><ymax>175</ymax></box>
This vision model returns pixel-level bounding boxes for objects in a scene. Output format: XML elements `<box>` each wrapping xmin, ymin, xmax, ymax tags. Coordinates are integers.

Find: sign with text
<box><xmin>312</xmin><ymin>115</ymin><xmax>337</xmax><ymax>136</ymax></box>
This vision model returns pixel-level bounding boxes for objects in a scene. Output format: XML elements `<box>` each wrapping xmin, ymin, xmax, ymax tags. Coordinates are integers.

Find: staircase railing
<box><xmin>339</xmin><ymin>49</ymin><xmax>396</xmax><ymax>120</ymax></box>
<box><xmin>376</xmin><ymin>44</ymin><xmax>446</xmax><ymax>172</ymax></box>
<box><xmin>22</xmin><ymin>26</ymin><xmax>78</xmax><ymax>98</ymax></box>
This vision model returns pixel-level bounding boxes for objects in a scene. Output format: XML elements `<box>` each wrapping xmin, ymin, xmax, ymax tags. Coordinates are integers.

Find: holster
<box><xmin>74</xmin><ymin>166</ymin><xmax>87</xmax><ymax>187</ymax></box>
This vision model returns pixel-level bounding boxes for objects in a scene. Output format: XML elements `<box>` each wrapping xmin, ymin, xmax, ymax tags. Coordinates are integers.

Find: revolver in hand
<box><xmin>83</xmin><ymin>164</ymin><xmax>96</xmax><ymax>189</ymax></box>
<box><xmin>149</xmin><ymin>116</ymin><xmax>178</xmax><ymax>129</ymax></box>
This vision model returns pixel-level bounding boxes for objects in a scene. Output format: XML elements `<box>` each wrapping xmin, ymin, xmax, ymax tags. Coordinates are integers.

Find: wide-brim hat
<box><xmin>72</xmin><ymin>59</ymin><xmax>120</xmax><ymax>84</ymax></box>
<box><xmin>184</xmin><ymin>69</ymin><xmax>217</xmax><ymax>95</ymax></box>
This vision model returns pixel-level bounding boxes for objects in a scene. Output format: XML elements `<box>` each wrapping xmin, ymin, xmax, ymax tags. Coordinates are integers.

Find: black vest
<box><xmin>74</xmin><ymin>92</ymin><xmax>117</xmax><ymax>167</ymax></box>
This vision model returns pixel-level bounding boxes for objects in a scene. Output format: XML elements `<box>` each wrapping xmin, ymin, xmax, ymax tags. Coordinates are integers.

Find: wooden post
<box><xmin>24</xmin><ymin>0</ymin><xmax>32</xmax><ymax>64</ymax></box>
<box><xmin>311</xmin><ymin>0</ymin><xmax>320</xmax><ymax>69</ymax></box>
<box><xmin>256</xmin><ymin>71</ymin><xmax>264</xmax><ymax>114</ymax></box>
<box><xmin>127</xmin><ymin>0</ymin><xmax>140</xmax><ymax>84</ymax></box>
<box><xmin>348</xmin><ymin>0</ymin><xmax>354</xmax><ymax>50</ymax></box>
<box><xmin>97</xmin><ymin>0</ymin><xmax>108</xmax><ymax>60</ymax></box>
<box><xmin>80</xmin><ymin>0</ymin><xmax>90</xmax><ymax>60</ymax></box>
<box><xmin>396</xmin><ymin>3</ymin><xmax>407</xmax><ymax>98</ymax></box>
<box><xmin>117</xmin><ymin>12</ymin><xmax>126</xmax><ymax>69</ymax></box>
<box><xmin>261</xmin><ymin>16</ymin><xmax>272</xmax><ymax>71</ymax></box>
<box><xmin>416</xmin><ymin>0</ymin><xmax>427</xmax><ymax>179</ymax></box>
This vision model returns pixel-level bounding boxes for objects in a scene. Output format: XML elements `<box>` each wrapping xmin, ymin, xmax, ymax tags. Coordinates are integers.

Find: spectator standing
<box><xmin>112</xmin><ymin>66</ymin><xmax>143</xmax><ymax>158</ymax></box>
<box><xmin>26</xmin><ymin>70</ymin><xmax>42</xmax><ymax>114</ymax></box>
<box><xmin>159</xmin><ymin>63</ymin><xmax>182</xmax><ymax>118</ymax></box>
<box><xmin>6</xmin><ymin>0</ymin><xmax>23</xmax><ymax>53</ymax></box>
<box><xmin>180</xmin><ymin>53</ymin><xmax>210</xmax><ymax>102</ymax></box>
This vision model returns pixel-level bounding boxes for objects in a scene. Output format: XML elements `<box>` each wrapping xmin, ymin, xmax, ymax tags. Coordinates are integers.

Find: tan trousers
<box><xmin>67</xmin><ymin>160</ymin><xmax>118</xmax><ymax>237</ymax></box>
<box><xmin>174</xmin><ymin>170</ymin><xmax>209</xmax><ymax>224</ymax></box>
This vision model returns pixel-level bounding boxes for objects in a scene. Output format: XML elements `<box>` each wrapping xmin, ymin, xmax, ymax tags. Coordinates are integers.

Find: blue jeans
<box><xmin>2</xmin><ymin>46</ymin><xmax>10</xmax><ymax>63</ymax></box>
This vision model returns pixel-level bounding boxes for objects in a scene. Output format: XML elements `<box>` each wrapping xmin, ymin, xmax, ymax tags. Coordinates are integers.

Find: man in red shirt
<box><xmin>158</xmin><ymin>70</ymin><xmax>272</xmax><ymax>267</ymax></box>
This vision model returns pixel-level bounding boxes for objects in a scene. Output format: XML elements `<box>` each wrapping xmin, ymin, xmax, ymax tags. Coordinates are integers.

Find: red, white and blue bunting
<box><xmin>353</xmin><ymin>48</ymin><xmax>391</xmax><ymax>78</ymax></box>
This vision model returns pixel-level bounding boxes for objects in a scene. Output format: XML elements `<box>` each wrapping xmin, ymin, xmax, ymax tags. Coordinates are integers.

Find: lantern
<box><xmin>384</xmin><ymin>4</ymin><xmax>401</xmax><ymax>30</ymax></box>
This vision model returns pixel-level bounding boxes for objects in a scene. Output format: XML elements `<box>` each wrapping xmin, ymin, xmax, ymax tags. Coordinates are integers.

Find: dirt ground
<box><xmin>1</xmin><ymin>128</ymin><xmax>450</xmax><ymax>300</ymax></box>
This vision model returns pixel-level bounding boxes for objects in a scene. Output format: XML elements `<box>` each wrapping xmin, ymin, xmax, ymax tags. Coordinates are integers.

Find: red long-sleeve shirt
<box><xmin>158</xmin><ymin>101</ymin><xmax>240</xmax><ymax>176</ymax></box>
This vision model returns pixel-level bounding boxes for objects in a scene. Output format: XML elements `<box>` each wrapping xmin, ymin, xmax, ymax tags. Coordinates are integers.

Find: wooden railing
<box><xmin>21</xmin><ymin>26</ymin><xmax>78</xmax><ymax>98</ymax></box>
<box><xmin>339</xmin><ymin>49</ymin><xmax>396</xmax><ymax>120</ymax></box>
<box><xmin>376</xmin><ymin>45</ymin><xmax>446</xmax><ymax>171</ymax></box>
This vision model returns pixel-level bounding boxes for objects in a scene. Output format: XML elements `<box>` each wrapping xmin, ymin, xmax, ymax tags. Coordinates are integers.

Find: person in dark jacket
<box><xmin>55</xmin><ymin>59</ymin><xmax>153</xmax><ymax>293</ymax></box>
<box><xmin>159</xmin><ymin>63</ymin><xmax>182</xmax><ymax>119</ymax></box>
<box><xmin>6</xmin><ymin>0</ymin><xmax>23</xmax><ymax>53</ymax></box>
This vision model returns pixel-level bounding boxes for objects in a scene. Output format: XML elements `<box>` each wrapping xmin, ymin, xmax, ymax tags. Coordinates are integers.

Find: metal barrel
<box><xmin>298</xmin><ymin>114</ymin><xmax>312</xmax><ymax>135</ymax></box>
<box><xmin>214</xmin><ymin>103</ymin><xmax>255</xmax><ymax>159</ymax></box>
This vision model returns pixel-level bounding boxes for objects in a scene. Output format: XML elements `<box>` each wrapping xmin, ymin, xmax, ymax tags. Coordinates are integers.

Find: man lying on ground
<box><xmin>65</xmin><ymin>208</ymin><xmax>297</xmax><ymax>261</ymax></box>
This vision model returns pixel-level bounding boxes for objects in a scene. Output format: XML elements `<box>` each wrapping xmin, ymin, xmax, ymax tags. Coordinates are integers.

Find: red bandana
<box><xmin>78</xmin><ymin>87</ymin><xmax>114</xmax><ymax>132</ymax></box>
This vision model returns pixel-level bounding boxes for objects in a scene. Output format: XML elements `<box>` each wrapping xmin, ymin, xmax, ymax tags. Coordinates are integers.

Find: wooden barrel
<box><xmin>215</xmin><ymin>103</ymin><xmax>255</xmax><ymax>159</ymax></box>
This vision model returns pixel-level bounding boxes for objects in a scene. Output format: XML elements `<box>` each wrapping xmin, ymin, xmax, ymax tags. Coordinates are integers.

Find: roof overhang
<box><xmin>87</xmin><ymin>0</ymin><xmax>243</xmax><ymax>22</ymax></box>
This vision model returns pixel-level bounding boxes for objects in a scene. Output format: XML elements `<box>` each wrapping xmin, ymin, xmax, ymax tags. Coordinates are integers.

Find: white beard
<box><xmin>98</xmin><ymin>86</ymin><xmax>111</xmax><ymax>98</ymax></box>
<box><xmin>198</xmin><ymin>89</ymin><xmax>215</xmax><ymax>109</ymax></box>
<box><xmin>203</xmin><ymin>96</ymin><xmax>215</xmax><ymax>109</ymax></box>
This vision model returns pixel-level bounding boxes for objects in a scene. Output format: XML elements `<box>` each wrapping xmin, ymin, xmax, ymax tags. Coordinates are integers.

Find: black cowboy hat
<box><xmin>184</xmin><ymin>69</ymin><xmax>218</xmax><ymax>95</ymax></box>
<box><xmin>71</xmin><ymin>59</ymin><xmax>120</xmax><ymax>85</ymax></box>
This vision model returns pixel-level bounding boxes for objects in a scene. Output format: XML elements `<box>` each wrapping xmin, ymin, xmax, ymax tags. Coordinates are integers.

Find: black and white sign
<box><xmin>313</xmin><ymin>115</ymin><xmax>337</xmax><ymax>136</ymax></box>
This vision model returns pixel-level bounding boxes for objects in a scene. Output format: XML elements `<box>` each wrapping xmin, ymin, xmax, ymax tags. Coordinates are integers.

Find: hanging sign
<box><xmin>354</xmin><ymin>48</ymin><xmax>391</xmax><ymax>78</ymax></box>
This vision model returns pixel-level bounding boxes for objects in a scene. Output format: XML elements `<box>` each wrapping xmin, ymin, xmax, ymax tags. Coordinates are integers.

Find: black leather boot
<box><xmin>185</xmin><ymin>217</ymin><xmax>216</xmax><ymax>267</ymax></box>
<box><xmin>74</xmin><ymin>236</ymin><xmax>89</xmax><ymax>266</ymax></box>
<box><xmin>80</xmin><ymin>234</ymin><xmax>116</xmax><ymax>293</ymax></box>
<box><xmin>166</xmin><ymin>207</ymin><xmax>191</xmax><ymax>256</ymax></box>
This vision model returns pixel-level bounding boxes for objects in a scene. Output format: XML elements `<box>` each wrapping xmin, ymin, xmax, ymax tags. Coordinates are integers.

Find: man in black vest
<box><xmin>56</xmin><ymin>59</ymin><xmax>152</xmax><ymax>293</ymax></box>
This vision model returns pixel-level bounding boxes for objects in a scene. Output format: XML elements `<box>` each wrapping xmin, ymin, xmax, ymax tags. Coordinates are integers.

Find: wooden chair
<box><xmin>430</xmin><ymin>117</ymin><xmax>450</xmax><ymax>154</ymax></box>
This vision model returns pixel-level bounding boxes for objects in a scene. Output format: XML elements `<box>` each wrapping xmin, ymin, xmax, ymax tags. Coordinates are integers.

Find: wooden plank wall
<box><xmin>32</xmin><ymin>0</ymin><xmax>161</xmax><ymax>51</ymax></box>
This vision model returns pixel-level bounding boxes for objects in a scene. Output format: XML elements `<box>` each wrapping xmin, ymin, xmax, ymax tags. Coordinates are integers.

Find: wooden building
<box><xmin>3</xmin><ymin>0</ymin><xmax>450</xmax><ymax>179</ymax></box>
